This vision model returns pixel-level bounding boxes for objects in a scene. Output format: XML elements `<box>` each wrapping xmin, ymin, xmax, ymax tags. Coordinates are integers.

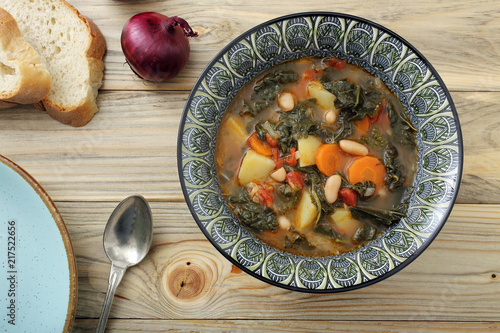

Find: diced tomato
<box><xmin>265</xmin><ymin>133</ymin><xmax>278</xmax><ymax>148</ymax></box>
<box><xmin>298</xmin><ymin>69</ymin><xmax>322</xmax><ymax>100</ymax></box>
<box><xmin>285</xmin><ymin>148</ymin><xmax>297</xmax><ymax>167</ymax></box>
<box><xmin>303</xmin><ymin>69</ymin><xmax>321</xmax><ymax>81</ymax></box>
<box><xmin>338</xmin><ymin>188</ymin><xmax>357</xmax><ymax>206</ymax></box>
<box><xmin>369</xmin><ymin>99</ymin><xmax>386</xmax><ymax>124</ymax></box>
<box><xmin>327</xmin><ymin>58</ymin><xmax>346</xmax><ymax>70</ymax></box>
<box><xmin>257</xmin><ymin>184</ymin><xmax>274</xmax><ymax>208</ymax></box>
<box><xmin>333</xmin><ymin>60</ymin><xmax>346</xmax><ymax>70</ymax></box>
<box><xmin>272</xmin><ymin>148</ymin><xmax>284</xmax><ymax>169</ymax></box>
<box><xmin>286</xmin><ymin>171</ymin><xmax>306</xmax><ymax>189</ymax></box>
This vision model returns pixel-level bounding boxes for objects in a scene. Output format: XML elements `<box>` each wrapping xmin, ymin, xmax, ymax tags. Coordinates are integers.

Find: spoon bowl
<box><xmin>96</xmin><ymin>195</ymin><xmax>153</xmax><ymax>332</ymax></box>
<box><xmin>103</xmin><ymin>195</ymin><xmax>153</xmax><ymax>266</ymax></box>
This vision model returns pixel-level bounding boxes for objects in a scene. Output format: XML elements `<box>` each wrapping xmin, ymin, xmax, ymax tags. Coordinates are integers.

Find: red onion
<box><xmin>121</xmin><ymin>12</ymin><xmax>198</xmax><ymax>82</ymax></box>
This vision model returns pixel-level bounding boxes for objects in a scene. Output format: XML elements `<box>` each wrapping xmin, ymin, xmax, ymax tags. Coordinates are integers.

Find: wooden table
<box><xmin>2</xmin><ymin>0</ymin><xmax>499</xmax><ymax>332</ymax></box>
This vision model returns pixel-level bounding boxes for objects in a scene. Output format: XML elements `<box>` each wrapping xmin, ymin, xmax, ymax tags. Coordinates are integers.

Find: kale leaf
<box><xmin>332</xmin><ymin>110</ymin><xmax>355</xmax><ymax>142</ymax></box>
<box><xmin>350</xmin><ymin>206</ymin><xmax>406</xmax><ymax>227</ymax></box>
<box><xmin>350</xmin><ymin>181</ymin><xmax>377</xmax><ymax>198</ymax></box>
<box><xmin>284</xmin><ymin>232</ymin><xmax>315</xmax><ymax>250</ymax></box>
<box><xmin>295</xmin><ymin>165</ymin><xmax>335</xmax><ymax>219</ymax></box>
<box><xmin>274</xmin><ymin>100</ymin><xmax>322</xmax><ymax>154</ymax></box>
<box><xmin>314</xmin><ymin>219</ymin><xmax>342</xmax><ymax>241</ymax></box>
<box><xmin>393</xmin><ymin>186</ymin><xmax>415</xmax><ymax>214</ymax></box>
<box><xmin>275</xmin><ymin>184</ymin><xmax>301</xmax><ymax>214</ymax></box>
<box><xmin>387</xmin><ymin>101</ymin><xmax>417</xmax><ymax>147</ymax></box>
<box><xmin>228</xmin><ymin>191</ymin><xmax>278</xmax><ymax>232</ymax></box>
<box><xmin>323</xmin><ymin>79</ymin><xmax>361</xmax><ymax>109</ymax></box>
<box><xmin>359</xmin><ymin>127</ymin><xmax>388</xmax><ymax>150</ymax></box>
<box><xmin>355</xmin><ymin>89</ymin><xmax>383</xmax><ymax>120</ymax></box>
<box><xmin>353</xmin><ymin>223</ymin><xmax>377</xmax><ymax>244</ymax></box>
<box><xmin>383</xmin><ymin>144</ymin><xmax>406</xmax><ymax>192</ymax></box>
<box><xmin>241</xmin><ymin>70</ymin><xmax>299</xmax><ymax>116</ymax></box>
<box><xmin>322</xmin><ymin>79</ymin><xmax>382</xmax><ymax>121</ymax></box>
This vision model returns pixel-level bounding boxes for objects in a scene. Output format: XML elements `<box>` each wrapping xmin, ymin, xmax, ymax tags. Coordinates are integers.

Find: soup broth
<box><xmin>215</xmin><ymin>57</ymin><xmax>417</xmax><ymax>257</ymax></box>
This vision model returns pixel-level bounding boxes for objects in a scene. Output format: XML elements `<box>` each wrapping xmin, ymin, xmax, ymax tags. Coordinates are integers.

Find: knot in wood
<box><xmin>169</xmin><ymin>262</ymin><xmax>205</xmax><ymax>299</ymax></box>
<box><xmin>161</xmin><ymin>254</ymin><xmax>216</xmax><ymax>303</ymax></box>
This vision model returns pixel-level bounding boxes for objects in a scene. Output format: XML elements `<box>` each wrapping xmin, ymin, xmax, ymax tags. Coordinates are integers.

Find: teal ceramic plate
<box><xmin>0</xmin><ymin>155</ymin><xmax>77</xmax><ymax>331</ymax></box>
<box><xmin>178</xmin><ymin>12</ymin><xmax>463</xmax><ymax>292</ymax></box>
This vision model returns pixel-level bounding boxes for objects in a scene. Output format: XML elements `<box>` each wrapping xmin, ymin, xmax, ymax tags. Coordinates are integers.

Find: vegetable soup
<box><xmin>215</xmin><ymin>57</ymin><xmax>417</xmax><ymax>257</ymax></box>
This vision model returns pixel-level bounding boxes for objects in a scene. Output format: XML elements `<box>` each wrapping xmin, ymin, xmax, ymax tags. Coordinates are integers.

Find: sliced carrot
<box><xmin>347</xmin><ymin>156</ymin><xmax>386</xmax><ymax>190</ymax></box>
<box><xmin>354</xmin><ymin>115</ymin><xmax>370</xmax><ymax>135</ymax></box>
<box><xmin>247</xmin><ymin>132</ymin><xmax>273</xmax><ymax>156</ymax></box>
<box><xmin>314</xmin><ymin>143</ymin><xmax>342</xmax><ymax>176</ymax></box>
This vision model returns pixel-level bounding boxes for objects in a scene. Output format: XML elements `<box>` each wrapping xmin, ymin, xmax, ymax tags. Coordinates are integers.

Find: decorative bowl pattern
<box><xmin>178</xmin><ymin>12</ymin><xmax>463</xmax><ymax>292</ymax></box>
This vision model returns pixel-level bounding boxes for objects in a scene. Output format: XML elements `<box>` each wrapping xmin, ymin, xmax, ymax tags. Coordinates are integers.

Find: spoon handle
<box><xmin>96</xmin><ymin>263</ymin><xmax>127</xmax><ymax>333</ymax></box>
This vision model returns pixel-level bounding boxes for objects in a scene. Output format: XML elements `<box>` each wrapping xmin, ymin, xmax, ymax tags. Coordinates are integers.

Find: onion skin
<box><xmin>121</xmin><ymin>12</ymin><xmax>198</xmax><ymax>82</ymax></box>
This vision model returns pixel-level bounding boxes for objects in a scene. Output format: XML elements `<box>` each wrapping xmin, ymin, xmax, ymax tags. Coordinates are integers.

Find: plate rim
<box><xmin>177</xmin><ymin>11</ymin><xmax>464</xmax><ymax>293</ymax></box>
<box><xmin>0</xmin><ymin>154</ymin><xmax>77</xmax><ymax>330</ymax></box>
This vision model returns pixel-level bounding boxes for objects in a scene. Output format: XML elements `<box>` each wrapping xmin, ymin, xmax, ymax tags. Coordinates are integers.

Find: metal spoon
<box><xmin>96</xmin><ymin>195</ymin><xmax>153</xmax><ymax>333</ymax></box>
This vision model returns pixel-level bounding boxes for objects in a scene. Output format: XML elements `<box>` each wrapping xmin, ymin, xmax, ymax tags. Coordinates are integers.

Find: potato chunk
<box><xmin>297</xmin><ymin>135</ymin><xmax>322</xmax><ymax>167</ymax></box>
<box><xmin>330</xmin><ymin>208</ymin><xmax>361</xmax><ymax>239</ymax></box>
<box><xmin>295</xmin><ymin>190</ymin><xmax>318</xmax><ymax>230</ymax></box>
<box><xmin>238</xmin><ymin>150</ymin><xmax>275</xmax><ymax>185</ymax></box>
<box><xmin>225</xmin><ymin>116</ymin><xmax>248</xmax><ymax>146</ymax></box>
<box><xmin>308</xmin><ymin>81</ymin><xmax>336</xmax><ymax>110</ymax></box>
<box><xmin>226</xmin><ymin>116</ymin><xmax>247</xmax><ymax>139</ymax></box>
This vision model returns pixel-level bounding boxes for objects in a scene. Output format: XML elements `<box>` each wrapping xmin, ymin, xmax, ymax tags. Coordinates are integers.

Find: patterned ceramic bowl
<box><xmin>178</xmin><ymin>12</ymin><xmax>463</xmax><ymax>292</ymax></box>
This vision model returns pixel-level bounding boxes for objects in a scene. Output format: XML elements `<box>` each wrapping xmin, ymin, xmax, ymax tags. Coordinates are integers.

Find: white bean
<box><xmin>278</xmin><ymin>215</ymin><xmax>291</xmax><ymax>230</ymax></box>
<box><xmin>339</xmin><ymin>139</ymin><xmax>369</xmax><ymax>156</ymax></box>
<box><xmin>277</xmin><ymin>92</ymin><xmax>296</xmax><ymax>111</ymax></box>
<box><xmin>377</xmin><ymin>188</ymin><xmax>388</xmax><ymax>198</ymax></box>
<box><xmin>324</xmin><ymin>109</ymin><xmax>338</xmax><ymax>124</ymax></box>
<box><xmin>270</xmin><ymin>167</ymin><xmax>287</xmax><ymax>182</ymax></box>
<box><xmin>324</xmin><ymin>174</ymin><xmax>342</xmax><ymax>204</ymax></box>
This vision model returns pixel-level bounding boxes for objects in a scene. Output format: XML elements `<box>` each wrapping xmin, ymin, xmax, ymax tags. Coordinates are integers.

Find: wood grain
<box><xmin>1</xmin><ymin>1</ymin><xmax>498</xmax><ymax>331</ymax></box>
<box><xmin>72</xmin><ymin>319</ymin><xmax>500</xmax><ymax>332</ymax></box>
<box><xmin>0</xmin><ymin>91</ymin><xmax>498</xmax><ymax>204</ymax></box>
<box><xmin>59</xmin><ymin>201</ymin><xmax>500</xmax><ymax>322</ymax></box>
<box><xmin>70</xmin><ymin>0</ymin><xmax>500</xmax><ymax>92</ymax></box>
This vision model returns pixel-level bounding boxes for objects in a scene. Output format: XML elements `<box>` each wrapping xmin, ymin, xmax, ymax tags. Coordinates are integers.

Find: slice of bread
<box><xmin>0</xmin><ymin>7</ymin><xmax>51</xmax><ymax>109</ymax></box>
<box><xmin>0</xmin><ymin>0</ymin><xmax>106</xmax><ymax>126</ymax></box>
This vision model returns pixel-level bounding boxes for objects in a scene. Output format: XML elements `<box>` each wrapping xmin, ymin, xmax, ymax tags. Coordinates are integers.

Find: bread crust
<box><xmin>34</xmin><ymin>0</ymin><xmax>107</xmax><ymax>127</ymax></box>
<box><xmin>0</xmin><ymin>8</ymin><xmax>51</xmax><ymax>105</ymax></box>
<box><xmin>0</xmin><ymin>1</ymin><xmax>106</xmax><ymax>127</ymax></box>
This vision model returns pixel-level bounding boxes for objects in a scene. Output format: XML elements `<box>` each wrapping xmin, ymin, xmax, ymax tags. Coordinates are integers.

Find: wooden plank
<box><xmin>0</xmin><ymin>91</ymin><xmax>497</xmax><ymax>204</ymax></box>
<box><xmin>2</xmin><ymin>0</ymin><xmax>497</xmax><ymax>329</ymax></box>
<box><xmin>456</xmin><ymin>91</ymin><xmax>500</xmax><ymax>204</ymax></box>
<box><xmin>59</xmin><ymin>201</ymin><xmax>500</xmax><ymax>322</ymax></box>
<box><xmin>0</xmin><ymin>91</ymin><xmax>184</xmax><ymax>201</ymax></box>
<box><xmin>66</xmin><ymin>0</ymin><xmax>500</xmax><ymax>92</ymax></box>
<box><xmin>72</xmin><ymin>319</ymin><xmax>500</xmax><ymax>332</ymax></box>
